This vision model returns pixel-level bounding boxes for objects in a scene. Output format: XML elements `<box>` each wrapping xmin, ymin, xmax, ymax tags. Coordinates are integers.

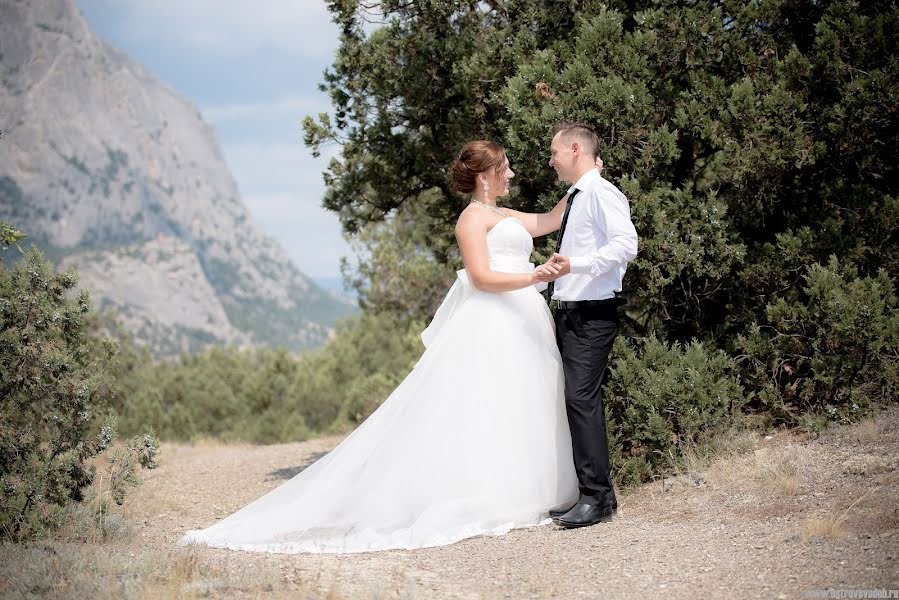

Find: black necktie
<box><xmin>545</xmin><ymin>188</ymin><xmax>580</xmax><ymax>302</ymax></box>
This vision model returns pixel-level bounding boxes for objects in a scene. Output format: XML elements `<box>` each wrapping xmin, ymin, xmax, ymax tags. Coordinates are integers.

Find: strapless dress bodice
<box><xmin>487</xmin><ymin>217</ymin><xmax>533</xmax><ymax>273</ymax></box>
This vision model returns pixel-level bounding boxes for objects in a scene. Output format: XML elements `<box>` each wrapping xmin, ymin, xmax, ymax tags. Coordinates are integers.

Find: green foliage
<box><xmin>83</xmin><ymin>417</ymin><xmax>160</xmax><ymax>542</ymax></box>
<box><xmin>305</xmin><ymin>0</ymin><xmax>898</xmax><ymax>442</ymax></box>
<box><xmin>622</xmin><ymin>183</ymin><xmax>746</xmax><ymax>339</ymax></box>
<box><xmin>606</xmin><ymin>335</ymin><xmax>745</xmax><ymax>487</ymax></box>
<box><xmin>0</xmin><ymin>222</ymin><xmax>25</xmax><ymax>250</ymax></box>
<box><xmin>312</xmin><ymin>312</ymin><xmax>424</xmax><ymax>428</ymax></box>
<box><xmin>343</xmin><ymin>199</ymin><xmax>457</xmax><ymax>322</ymax></box>
<box><xmin>500</xmin><ymin>1</ymin><xmax>897</xmax><ymax>340</ymax></box>
<box><xmin>0</xmin><ymin>246</ymin><xmax>157</xmax><ymax>540</ymax></box>
<box><xmin>115</xmin><ymin>312</ymin><xmax>424</xmax><ymax>442</ymax></box>
<box><xmin>308</xmin><ymin>0</ymin><xmax>899</xmax><ymax>326</ymax></box>
<box><xmin>737</xmin><ymin>257</ymin><xmax>899</xmax><ymax>426</ymax></box>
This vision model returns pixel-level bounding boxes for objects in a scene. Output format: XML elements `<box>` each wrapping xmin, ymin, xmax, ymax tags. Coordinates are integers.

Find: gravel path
<box><xmin>121</xmin><ymin>408</ymin><xmax>899</xmax><ymax>599</ymax></box>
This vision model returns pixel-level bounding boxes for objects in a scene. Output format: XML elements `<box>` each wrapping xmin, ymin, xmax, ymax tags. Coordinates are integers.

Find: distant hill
<box><xmin>312</xmin><ymin>276</ymin><xmax>357</xmax><ymax>300</ymax></box>
<box><xmin>0</xmin><ymin>0</ymin><xmax>356</xmax><ymax>357</ymax></box>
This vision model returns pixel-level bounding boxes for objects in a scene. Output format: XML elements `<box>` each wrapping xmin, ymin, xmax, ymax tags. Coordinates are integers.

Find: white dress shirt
<box><xmin>552</xmin><ymin>168</ymin><xmax>639</xmax><ymax>301</ymax></box>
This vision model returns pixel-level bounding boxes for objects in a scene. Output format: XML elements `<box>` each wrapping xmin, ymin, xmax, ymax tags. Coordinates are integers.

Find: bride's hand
<box><xmin>531</xmin><ymin>261</ymin><xmax>561</xmax><ymax>284</ymax></box>
<box><xmin>596</xmin><ymin>157</ymin><xmax>604</xmax><ymax>174</ymax></box>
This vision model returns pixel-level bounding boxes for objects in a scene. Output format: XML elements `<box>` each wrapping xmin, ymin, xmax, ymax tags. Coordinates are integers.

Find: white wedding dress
<box><xmin>180</xmin><ymin>217</ymin><xmax>578</xmax><ymax>553</ymax></box>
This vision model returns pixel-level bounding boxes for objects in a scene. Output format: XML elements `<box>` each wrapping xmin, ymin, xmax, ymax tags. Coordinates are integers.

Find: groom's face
<box><xmin>549</xmin><ymin>132</ymin><xmax>575</xmax><ymax>183</ymax></box>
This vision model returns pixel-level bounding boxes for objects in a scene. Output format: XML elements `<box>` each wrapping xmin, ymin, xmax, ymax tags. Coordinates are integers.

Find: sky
<box><xmin>75</xmin><ymin>0</ymin><xmax>351</xmax><ymax>282</ymax></box>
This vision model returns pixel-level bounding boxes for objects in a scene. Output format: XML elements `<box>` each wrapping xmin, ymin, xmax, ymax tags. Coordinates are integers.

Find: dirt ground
<box><xmin>4</xmin><ymin>407</ymin><xmax>898</xmax><ymax>599</ymax></box>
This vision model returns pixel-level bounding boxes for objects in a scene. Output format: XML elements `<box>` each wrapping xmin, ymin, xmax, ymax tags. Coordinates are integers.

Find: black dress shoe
<box><xmin>548</xmin><ymin>504</ymin><xmax>577</xmax><ymax>519</ymax></box>
<box><xmin>552</xmin><ymin>502</ymin><xmax>616</xmax><ymax>528</ymax></box>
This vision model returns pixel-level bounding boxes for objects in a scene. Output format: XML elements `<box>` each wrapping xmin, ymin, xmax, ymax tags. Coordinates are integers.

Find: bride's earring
<box><xmin>482</xmin><ymin>179</ymin><xmax>490</xmax><ymax>202</ymax></box>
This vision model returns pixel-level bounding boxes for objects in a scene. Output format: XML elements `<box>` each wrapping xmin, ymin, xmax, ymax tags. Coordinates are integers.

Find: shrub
<box><xmin>342</xmin><ymin>202</ymin><xmax>457</xmax><ymax>324</ymax></box>
<box><xmin>89</xmin><ymin>421</ymin><xmax>159</xmax><ymax>540</ymax></box>
<box><xmin>290</xmin><ymin>312</ymin><xmax>424</xmax><ymax>433</ymax></box>
<box><xmin>113</xmin><ymin>311</ymin><xmax>425</xmax><ymax>443</ymax></box>
<box><xmin>605</xmin><ymin>335</ymin><xmax>746</xmax><ymax>488</ymax></box>
<box><xmin>0</xmin><ymin>222</ymin><xmax>25</xmax><ymax>250</ymax></box>
<box><xmin>737</xmin><ymin>257</ymin><xmax>899</xmax><ymax>428</ymax></box>
<box><xmin>0</xmin><ymin>246</ymin><xmax>158</xmax><ymax>540</ymax></box>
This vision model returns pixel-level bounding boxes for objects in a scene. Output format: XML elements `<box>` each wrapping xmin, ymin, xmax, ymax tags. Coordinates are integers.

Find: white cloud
<box><xmin>202</xmin><ymin>95</ymin><xmax>331</xmax><ymax>122</ymax></box>
<box><xmin>221</xmin><ymin>141</ymin><xmax>329</xmax><ymax>195</ymax></box>
<box><xmin>85</xmin><ymin>0</ymin><xmax>339</xmax><ymax>60</ymax></box>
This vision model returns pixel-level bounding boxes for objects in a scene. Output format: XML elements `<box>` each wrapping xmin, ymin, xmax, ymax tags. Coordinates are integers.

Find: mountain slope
<box><xmin>0</xmin><ymin>0</ymin><xmax>354</xmax><ymax>356</ymax></box>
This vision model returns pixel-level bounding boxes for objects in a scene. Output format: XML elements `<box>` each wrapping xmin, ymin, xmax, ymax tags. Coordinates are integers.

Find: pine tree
<box><xmin>302</xmin><ymin>2</ymin><xmax>898</xmax><ymax>448</ymax></box>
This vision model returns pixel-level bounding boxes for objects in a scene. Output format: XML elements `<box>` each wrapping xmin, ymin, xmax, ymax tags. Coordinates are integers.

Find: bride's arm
<box><xmin>501</xmin><ymin>194</ymin><xmax>568</xmax><ymax>238</ymax></box>
<box><xmin>500</xmin><ymin>157</ymin><xmax>604</xmax><ymax>238</ymax></box>
<box><xmin>455</xmin><ymin>210</ymin><xmax>558</xmax><ymax>292</ymax></box>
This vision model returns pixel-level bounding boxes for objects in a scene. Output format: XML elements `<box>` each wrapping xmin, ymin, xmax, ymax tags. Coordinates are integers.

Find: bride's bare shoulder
<box><xmin>456</xmin><ymin>204</ymin><xmax>480</xmax><ymax>227</ymax></box>
<box><xmin>455</xmin><ymin>205</ymin><xmax>488</xmax><ymax>236</ymax></box>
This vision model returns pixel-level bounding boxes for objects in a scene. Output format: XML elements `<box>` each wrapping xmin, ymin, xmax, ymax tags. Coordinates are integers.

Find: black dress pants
<box><xmin>555</xmin><ymin>304</ymin><xmax>618</xmax><ymax>509</ymax></box>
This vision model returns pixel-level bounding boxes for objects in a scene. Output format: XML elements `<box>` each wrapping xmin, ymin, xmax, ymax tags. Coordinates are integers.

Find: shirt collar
<box><xmin>567</xmin><ymin>167</ymin><xmax>601</xmax><ymax>195</ymax></box>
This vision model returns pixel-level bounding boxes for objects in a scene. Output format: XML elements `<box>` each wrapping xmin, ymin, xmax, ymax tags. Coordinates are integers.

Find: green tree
<box><xmin>737</xmin><ymin>257</ymin><xmax>899</xmax><ymax>427</ymax></box>
<box><xmin>0</xmin><ymin>245</ymin><xmax>158</xmax><ymax>540</ymax></box>
<box><xmin>0</xmin><ymin>222</ymin><xmax>25</xmax><ymax>251</ymax></box>
<box><xmin>306</xmin><ymin>0</ymin><xmax>898</xmax><ymax>425</ymax></box>
<box><xmin>343</xmin><ymin>198</ymin><xmax>457</xmax><ymax>322</ymax></box>
<box><xmin>112</xmin><ymin>311</ymin><xmax>425</xmax><ymax>443</ymax></box>
<box><xmin>309</xmin><ymin>0</ymin><xmax>896</xmax><ymax>331</ymax></box>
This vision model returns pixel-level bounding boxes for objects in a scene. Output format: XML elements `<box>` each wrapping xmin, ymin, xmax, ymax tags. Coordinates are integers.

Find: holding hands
<box><xmin>532</xmin><ymin>260</ymin><xmax>559</xmax><ymax>284</ymax></box>
<box><xmin>547</xmin><ymin>253</ymin><xmax>571</xmax><ymax>276</ymax></box>
<box><xmin>533</xmin><ymin>253</ymin><xmax>571</xmax><ymax>282</ymax></box>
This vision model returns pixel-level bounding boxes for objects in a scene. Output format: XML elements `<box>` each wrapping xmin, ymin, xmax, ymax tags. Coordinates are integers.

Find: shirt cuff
<box><xmin>569</xmin><ymin>256</ymin><xmax>591</xmax><ymax>274</ymax></box>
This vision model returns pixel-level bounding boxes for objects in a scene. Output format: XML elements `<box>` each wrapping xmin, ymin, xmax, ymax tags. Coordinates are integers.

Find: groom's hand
<box><xmin>549</xmin><ymin>253</ymin><xmax>571</xmax><ymax>276</ymax></box>
<box><xmin>534</xmin><ymin>261</ymin><xmax>561</xmax><ymax>279</ymax></box>
<box><xmin>535</xmin><ymin>260</ymin><xmax>563</xmax><ymax>281</ymax></box>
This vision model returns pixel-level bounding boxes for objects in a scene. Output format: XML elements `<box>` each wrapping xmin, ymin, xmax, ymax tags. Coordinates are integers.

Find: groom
<box><xmin>539</xmin><ymin>122</ymin><xmax>639</xmax><ymax>528</ymax></box>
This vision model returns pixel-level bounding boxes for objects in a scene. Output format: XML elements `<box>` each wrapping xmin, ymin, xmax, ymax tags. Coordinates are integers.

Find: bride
<box><xmin>181</xmin><ymin>140</ymin><xmax>579</xmax><ymax>553</ymax></box>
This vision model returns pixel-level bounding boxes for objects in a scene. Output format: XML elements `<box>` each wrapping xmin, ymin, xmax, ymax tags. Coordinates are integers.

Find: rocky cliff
<box><xmin>0</xmin><ymin>0</ymin><xmax>354</xmax><ymax>356</ymax></box>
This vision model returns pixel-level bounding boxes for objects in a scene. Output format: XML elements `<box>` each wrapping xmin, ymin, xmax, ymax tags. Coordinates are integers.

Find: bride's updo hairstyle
<box><xmin>449</xmin><ymin>141</ymin><xmax>506</xmax><ymax>194</ymax></box>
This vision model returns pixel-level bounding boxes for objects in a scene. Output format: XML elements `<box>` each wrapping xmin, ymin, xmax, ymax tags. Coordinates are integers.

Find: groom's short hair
<box><xmin>553</xmin><ymin>122</ymin><xmax>599</xmax><ymax>159</ymax></box>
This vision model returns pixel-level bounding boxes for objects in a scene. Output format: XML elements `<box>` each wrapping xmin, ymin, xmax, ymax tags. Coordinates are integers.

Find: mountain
<box><xmin>0</xmin><ymin>0</ymin><xmax>355</xmax><ymax>356</ymax></box>
<box><xmin>312</xmin><ymin>276</ymin><xmax>357</xmax><ymax>300</ymax></box>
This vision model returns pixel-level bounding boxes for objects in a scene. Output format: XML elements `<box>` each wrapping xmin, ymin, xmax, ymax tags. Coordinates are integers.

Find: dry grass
<box><xmin>54</xmin><ymin>502</ymin><xmax>131</xmax><ymax>545</ymax></box>
<box><xmin>800</xmin><ymin>517</ymin><xmax>848</xmax><ymax>542</ymax></box>
<box><xmin>841</xmin><ymin>454</ymin><xmax>897</xmax><ymax>476</ymax></box>
<box><xmin>710</xmin><ymin>427</ymin><xmax>762</xmax><ymax>458</ymax></box>
<box><xmin>705</xmin><ymin>445</ymin><xmax>803</xmax><ymax>496</ymax></box>
<box><xmin>845</xmin><ymin>417</ymin><xmax>882</xmax><ymax>445</ymax></box>
<box><xmin>801</xmin><ymin>480</ymin><xmax>892</xmax><ymax>543</ymax></box>
<box><xmin>663</xmin><ymin>428</ymin><xmax>763</xmax><ymax>492</ymax></box>
<box><xmin>0</xmin><ymin>542</ymin><xmax>340</xmax><ymax>600</ymax></box>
